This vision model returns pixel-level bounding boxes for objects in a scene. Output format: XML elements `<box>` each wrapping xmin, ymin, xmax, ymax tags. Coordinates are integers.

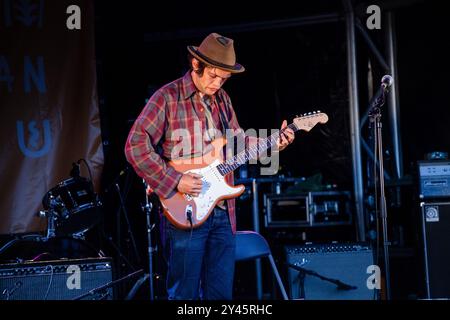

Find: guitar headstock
<box><xmin>293</xmin><ymin>111</ymin><xmax>329</xmax><ymax>132</ymax></box>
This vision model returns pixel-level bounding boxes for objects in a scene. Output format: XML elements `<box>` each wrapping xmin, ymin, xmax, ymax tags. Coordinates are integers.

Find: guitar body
<box><xmin>160</xmin><ymin>138</ymin><xmax>245</xmax><ymax>229</ymax></box>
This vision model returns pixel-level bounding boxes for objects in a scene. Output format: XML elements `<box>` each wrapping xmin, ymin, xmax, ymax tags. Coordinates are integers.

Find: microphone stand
<box><xmin>142</xmin><ymin>179</ymin><xmax>156</xmax><ymax>300</ymax></box>
<box><xmin>72</xmin><ymin>269</ymin><xmax>143</xmax><ymax>300</ymax></box>
<box><xmin>368</xmin><ymin>80</ymin><xmax>391</xmax><ymax>300</ymax></box>
<box><xmin>287</xmin><ymin>263</ymin><xmax>357</xmax><ymax>299</ymax></box>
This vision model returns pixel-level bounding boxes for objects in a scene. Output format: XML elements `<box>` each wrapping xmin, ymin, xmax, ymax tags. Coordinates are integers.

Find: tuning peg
<box><xmin>317</xmin><ymin>110</ymin><xmax>321</xmax><ymax>113</ymax></box>
<box><xmin>296</xmin><ymin>114</ymin><xmax>299</xmax><ymax>117</ymax></box>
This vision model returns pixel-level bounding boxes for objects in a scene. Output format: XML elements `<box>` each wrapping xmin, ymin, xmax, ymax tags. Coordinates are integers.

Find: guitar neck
<box><xmin>217</xmin><ymin>123</ymin><xmax>298</xmax><ymax>176</ymax></box>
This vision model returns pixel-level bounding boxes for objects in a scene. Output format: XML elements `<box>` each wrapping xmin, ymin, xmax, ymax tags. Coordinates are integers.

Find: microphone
<box><xmin>70</xmin><ymin>161</ymin><xmax>80</xmax><ymax>178</ymax></box>
<box><xmin>119</xmin><ymin>166</ymin><xmax>130</xmax><ymax>177</ymax></box>
<box><xmin>287</xmin><ymin>263</ymin><xmax>307</xmax><ymax>272</ymax></box>
<box><xmin>336</xmin><ymin>281</ymin><xmax>357</xmax><ymax>291</ymax></box>
<box><xmin>369</xmin><ymin>75</ymin><xmax>393</xmax><ymax>113</ymax></box>
<box><xmin>104</xmin><ymin>166</ymin><xmax>131</xmax><ymax>193</ymax></box>
<box><xmin>381</xmin><ymin>75</ymin><xmax>393</xmax><ymax>91</ymax></box>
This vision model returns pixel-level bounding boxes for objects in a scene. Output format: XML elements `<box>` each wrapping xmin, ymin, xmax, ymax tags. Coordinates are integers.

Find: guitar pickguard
<box><xmin>186</xmin><ymin>160</ymin><xmax>236</xmax><ymax>221</ymax></box>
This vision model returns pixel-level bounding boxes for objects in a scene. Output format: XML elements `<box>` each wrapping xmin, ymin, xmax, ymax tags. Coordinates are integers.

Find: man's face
<box><xmin>195</xmin><ymin>66</ymin><xmax>232</xmax><ymax>96</ymax></box>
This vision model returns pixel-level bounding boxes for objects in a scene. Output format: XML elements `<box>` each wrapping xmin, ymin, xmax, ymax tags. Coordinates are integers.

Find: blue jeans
<box><xmin>164</xmin><ymin>207</ymin><xmax>235</xmax><ymax>300</ymax></box>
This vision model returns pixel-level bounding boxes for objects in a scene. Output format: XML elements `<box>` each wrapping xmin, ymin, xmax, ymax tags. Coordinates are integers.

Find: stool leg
<box><xmin>268</xmin><ymin>254</ymin><xmax>289</xmax><ymax>300</ymax></box>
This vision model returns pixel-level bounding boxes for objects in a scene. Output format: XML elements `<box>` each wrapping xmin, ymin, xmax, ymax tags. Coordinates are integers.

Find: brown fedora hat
<box><xmin>187</xmin><ymin>33</ymin><xmax>245</xmax><ymax>73</ymax></box>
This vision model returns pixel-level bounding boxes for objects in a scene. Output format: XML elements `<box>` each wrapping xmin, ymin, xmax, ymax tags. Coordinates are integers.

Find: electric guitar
<box><xmin>159</xmin><ymin>111</ymin><xmax>329</xmax><ymax>229</ymax></box>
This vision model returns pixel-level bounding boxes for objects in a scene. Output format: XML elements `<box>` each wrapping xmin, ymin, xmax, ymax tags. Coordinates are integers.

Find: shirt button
<box><xmin>200</xmin><ymin>108</ymin><xmax>204</xmax><ymax>112</ymax></box>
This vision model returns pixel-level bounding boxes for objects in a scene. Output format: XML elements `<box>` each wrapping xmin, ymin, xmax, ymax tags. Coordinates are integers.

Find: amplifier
<box><xmin>418</xmin><ymin>160</ymin><xmax>450</xmax><ymax>199</ymax></box>
<box><xmin>0</xmin><ymin>257</ymin><xmax>114</xmax><ymax>300</ymax></box>
<box><xmin>285</xmin><ymin>243</ymin><xmax>376</xmax><ymax>300</ymax></box>
<box><xmin>420</xmin><ymin>202</ymin><xmax>450</xmax><ymax>299</ymax></box>
<box><xmin>264</xmin><ymin>191</ymin><xmax>352</xmax><ymax>228</ymax></box>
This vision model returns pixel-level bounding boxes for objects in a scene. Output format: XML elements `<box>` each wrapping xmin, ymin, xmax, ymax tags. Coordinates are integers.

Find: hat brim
<box><xmin>187</xmin><ymin>46</ymin><xmax>245</xmax><ymax>73</ymax></box>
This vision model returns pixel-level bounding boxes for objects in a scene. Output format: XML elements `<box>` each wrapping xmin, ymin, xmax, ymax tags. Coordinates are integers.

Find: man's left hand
<box><xmin>276</xmin><ymin>120</ymin><xmax>295</xmax><ymax>151</ymax></box>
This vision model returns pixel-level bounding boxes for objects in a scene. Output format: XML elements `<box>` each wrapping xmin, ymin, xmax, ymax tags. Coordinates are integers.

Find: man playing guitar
<box><xmin>125</xmin><ymin>33</ymin><xmax>295</xmax><ymax>300</ymax></box>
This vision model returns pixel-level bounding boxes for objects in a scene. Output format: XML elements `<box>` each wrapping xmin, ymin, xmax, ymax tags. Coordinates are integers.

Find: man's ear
<box><xmin>192</xmin><ymin>58</ymin><xmax>200</xmax><ymax>70</ymax></box>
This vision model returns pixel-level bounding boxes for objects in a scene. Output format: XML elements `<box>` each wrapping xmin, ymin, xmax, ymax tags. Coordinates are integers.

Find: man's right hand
<box><xmin>177</xmin><ymin>172</ymin><xmax>203</xmax><ymax>197</ymax></box>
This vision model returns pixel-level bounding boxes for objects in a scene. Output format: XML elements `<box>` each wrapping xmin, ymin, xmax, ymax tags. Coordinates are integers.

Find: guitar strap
<box><xmin>213</xmin><ymin>93</ymin><xmax>230</xmax><ymax>210</ymax></box>
<box><xmin>202</xmin><ymin>99</ymin><xmax>216</xmax><ymax>141</ymax></box>
<box><xmin>216</xmin><ymin>93</ymin><xmax>249</xmax><ymax>162</ymax></box>
<box><xmin>216</xmin><ymin>93</ymin><xmax>229</xmax><ymax>133</ymax></box>
<box><xmin>215</xmin><ymin>93</ymin><xmax>234</xmax><ymax>164</ymax></box>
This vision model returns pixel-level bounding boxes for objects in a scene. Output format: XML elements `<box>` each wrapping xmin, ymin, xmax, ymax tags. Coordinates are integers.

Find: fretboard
<box><xmin>216</xmin><ymin>123</ymin><xmax>298</xmax><ymax>176</ymax></box>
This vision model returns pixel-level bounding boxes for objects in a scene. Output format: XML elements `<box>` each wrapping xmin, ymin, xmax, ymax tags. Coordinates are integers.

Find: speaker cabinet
<box><xmin>285</xmin><ymin>243</ymin><xmax>376</xmax><ymax>300</ymax></box>
<box><xmin>421</xmin><ymin>202</ymin><xmax>450</xmax><ymax>299</ymax></box>
<box><xmin>0</xmin><ymin>257</ymin><xmax>114</xmax><ymax>300</ymax></box>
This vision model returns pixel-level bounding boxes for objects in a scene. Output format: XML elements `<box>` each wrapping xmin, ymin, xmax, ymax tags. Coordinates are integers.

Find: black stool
<box><xmin>235</xmin><ymin>231</ymin><xmax>288</xmax><ymax>300</ymax></box>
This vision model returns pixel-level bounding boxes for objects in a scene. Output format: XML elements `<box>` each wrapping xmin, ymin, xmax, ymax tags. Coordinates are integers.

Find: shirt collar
<box><xmin>181</xmin><ymin>70</ymin><xmax>217</xmax><ymax>103</ymax></box>
<box><xmin>181</xmin><ymin>71</ymin><xmax>197</xmax><ymax>100</ymax></box>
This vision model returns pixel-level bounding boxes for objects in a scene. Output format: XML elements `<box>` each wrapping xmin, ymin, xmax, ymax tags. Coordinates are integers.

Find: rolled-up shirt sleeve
<box><xmin>124</xmin><ymin>93</ymin><xmax>182</xmax><ymax>199</ymax></box>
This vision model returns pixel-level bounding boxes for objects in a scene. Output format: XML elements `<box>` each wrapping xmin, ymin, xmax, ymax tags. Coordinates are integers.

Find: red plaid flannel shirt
<box><xmin>124</xmin><ymin>71</ymin><xmax>243</xmax><ymax>233</ymax></box>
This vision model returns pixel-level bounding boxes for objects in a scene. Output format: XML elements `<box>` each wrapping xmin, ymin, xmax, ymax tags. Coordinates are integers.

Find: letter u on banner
<box><xmin>17</xmin><ymin>119</ymin><xmax>52</xmax><ymax>158</ymax></box>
